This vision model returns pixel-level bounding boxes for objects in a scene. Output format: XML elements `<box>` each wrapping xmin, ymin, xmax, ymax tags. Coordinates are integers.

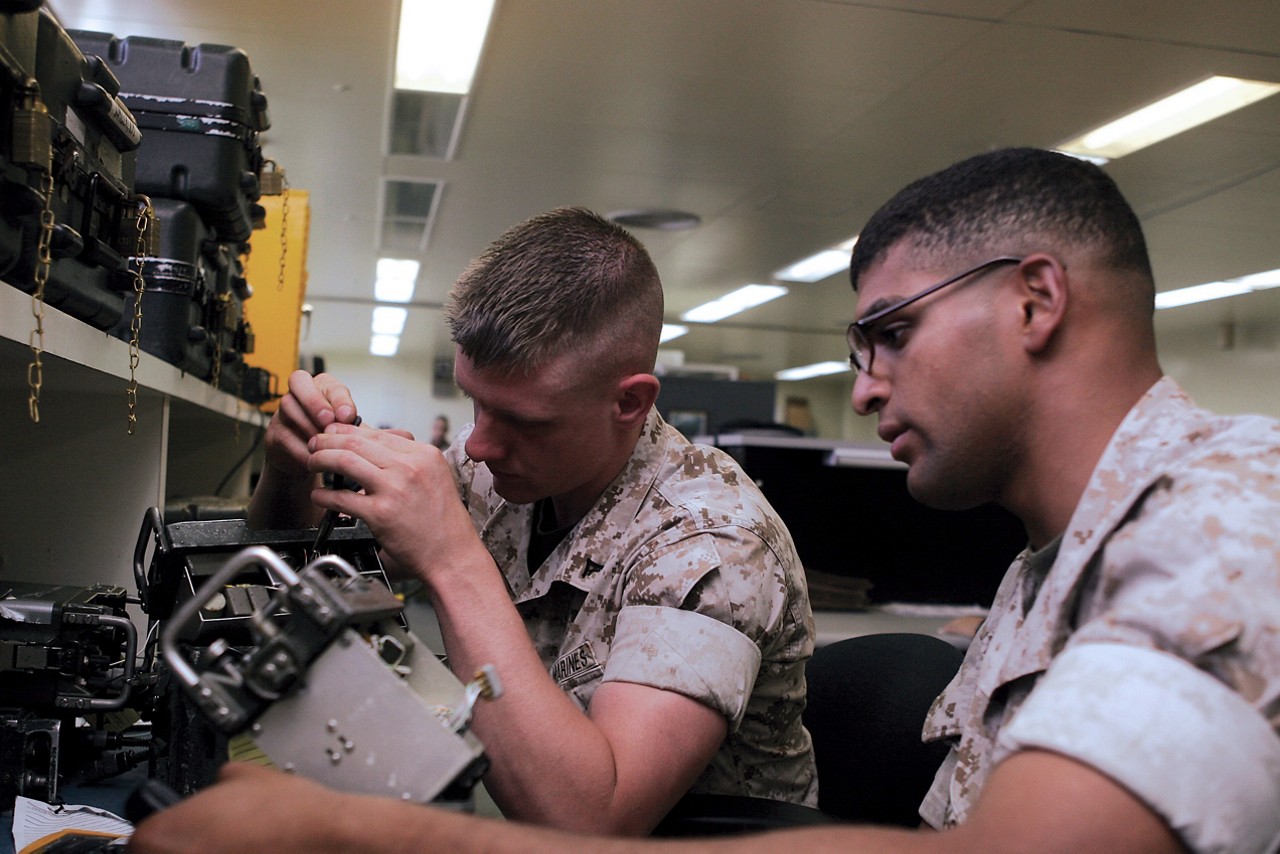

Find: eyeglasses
<box><xmin>846</xmin><ymin>255</ymin><xmax>1023</xmax><ymax>374</ymax></box>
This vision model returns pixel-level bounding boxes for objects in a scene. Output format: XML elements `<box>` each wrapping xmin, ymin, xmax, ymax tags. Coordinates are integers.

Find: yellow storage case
<box><xmin>243</xmin><ymin>188</ymin><xmax>310</xmax><ymax>412</ymax></box>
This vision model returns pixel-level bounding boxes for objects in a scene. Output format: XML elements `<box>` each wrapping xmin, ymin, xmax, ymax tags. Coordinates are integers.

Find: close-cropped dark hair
<box><xmin>849</xmin><ymin>147</ymin><xmax>1154</xmax><ymax>293</ymax></box>
<box><xmin>446</xmin><ymin>207</ymin><xmax>663</xmax><ymax>376</ymax></box>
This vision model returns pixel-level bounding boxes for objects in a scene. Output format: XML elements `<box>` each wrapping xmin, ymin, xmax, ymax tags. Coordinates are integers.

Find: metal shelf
<box><xmin>1</xmin><ymin>283</ymin><xmax>264</xmax><ymax>595</ymax></box>
<box><xmin>0</xmin><ymin>284</ymin><xmax>266</xmax><ymax>425</ymax></box>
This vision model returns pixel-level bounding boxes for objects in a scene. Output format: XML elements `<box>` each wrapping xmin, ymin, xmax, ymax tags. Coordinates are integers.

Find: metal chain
<box><xmin>235</xmin><ymin>351</ymin><xmax>245</xmax><ymax>441</ymax></box>
<box><xmin>26</xmin><ymin>171</ymin><xmax>54</xmax><ymax>423</ymax></box>
<box><xmin>211</xmin><ymin>293</ymin><xmax>225</xmax><ymax>391</ymax></box>
<box><xmin>126</xmin><ymin>197</ymin><xmax>154</xmax><ymax>434</ymax></box>
<box><xmin>233</xmin><ymin>259</ymin><xmax>245</xmax><ymax>441</ymax></box>
<box><xmin>277</xmin><ymin>170</ymin><xmax>290</xmax><ymax>291</ymax></box>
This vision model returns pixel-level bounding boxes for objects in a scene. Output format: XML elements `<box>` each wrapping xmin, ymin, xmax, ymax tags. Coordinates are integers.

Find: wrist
<box><xmin>263</xmin><ymin>458</ymin><xmax>318</xmax><ymax>489</ymax></box>
<box><xmin>418</xmin><ymin>541</ymin><xmax>506</xmax><ymax>606</ymax></box>
<box><xmin>249</xmin><ymin>464</ymin><xmax>323</xmax><ymax>529</ymax></box>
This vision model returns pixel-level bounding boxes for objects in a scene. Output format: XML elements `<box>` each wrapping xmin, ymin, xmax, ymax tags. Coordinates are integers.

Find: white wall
<box><xmin>320</xmin><ymin>352</ymin><xmax>472</xmax><ymax>443</ymax></box>
<box><xmin>1157</xmin><ymin>322</ymin><xmax>1280</xmax><ymax>419</ymax></box>
<box><xmin>771</xmin><ymin>317</ymin><xmax>1279</xmax><ymax>445</ymax></box>
<box><xmin>773</xmin><ymin>378</ymin><xmax>879</xmax><ymax>443</ymax></box>
<box><xmin>323</xmin><ymin>314</ymin><xmax>1276</xmax><ymax>448</ymax></box>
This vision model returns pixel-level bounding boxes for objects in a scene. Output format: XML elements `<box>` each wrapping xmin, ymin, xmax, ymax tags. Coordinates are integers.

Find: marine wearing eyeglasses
<box><xmin>129</xmin><ymin>148</ymin><xmax>1280</xmax><ymax>854</ymax></box>
<box><xmin>845</xmin><ymin>255</ymin><xmax>1022</xmax><ymax>376</ymax></box>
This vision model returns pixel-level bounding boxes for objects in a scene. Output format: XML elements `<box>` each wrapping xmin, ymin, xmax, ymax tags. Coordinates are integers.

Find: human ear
<box><xmin>615</xmin><ymin>373</ymin><xmax>660</xmax><ymax>426</ymax></box>
<box><xmin>1015</xmin><ymin>254</ymin><xmax>1068</xmax><ymax>354</ymax></box>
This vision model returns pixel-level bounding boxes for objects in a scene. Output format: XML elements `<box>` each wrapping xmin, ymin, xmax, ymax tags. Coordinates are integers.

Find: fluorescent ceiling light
<box><xmin>775</xmin><ymin>361</ymin><xmax>851</xmax><ymax>381</ymax></box>
<box><xmin>375</xmin><ymin>258</ymin><xmax>419</xmax><ymax>302</ymax></box>
<box><xmin>660</xmin><ymin>324</ymin><xmax>688</xmax><ymax>343</ymax></box>
<box><xmin>774</xmin><ymin>236</ymin><xmax>859</xmax><ymax>283</ymax></box>
<box><xmin>1057</xmin><ymin>151</ymin><xmax>1110</xmax><ymax>166</ymax></box>
<box><xmin>1156</xmin><ymin>281</ymin><xmax>1250</xmax><ymax>309</ymax></box>
<box><xmin>680</xmin><ymin>284</ymin><xmax>788</xmax><ymax>323</ymax></box>
<box><xmin>775</xmin><ymin>249</ymin><xmax>851</xmax><ymax>283</ymax></box>
<box><xmin>372</xmin><ymin>306</ymin><xmax>408</xmax><ymax>335</ymax></box>
<box><xmin>370</xmin><ymin>334</ymin><xmax>401</xmax><ymax>357</ymax></box>
<box><xmin>1057</xmin><ymin>76</ymin><xmax>1280</xmax><ymax>162</ymax></box>
<box><xmin>825</xmin><ymin>446</ymin><xmax>905</xmax><ymax>470</ymax></box>
<box><xmin>1235</xmin><ymin>269</ymin><xmax>1280</xmax><ymax>290</ymax></box>
<box><xmin>396</xmin><ymin>0</ymin><xmax>496</xmax><ymax>94</ymax></box>
<box><xmin>1155</xmin><ymin>268</ymin><xmax>1280</xmax><ymax>309</ymax></box>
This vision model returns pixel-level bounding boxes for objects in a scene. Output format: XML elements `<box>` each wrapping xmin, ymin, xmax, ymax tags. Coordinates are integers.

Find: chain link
<box><xmin>126</xmin><ymin>197</ymin><xmax>154</xmax><ymax>434</ymax></box>
<box><xmin>277</xmin><ymin>169</ymin><xmax>290</xmax><ymax>291</ymax></box>
<box><xmin>234</xmin><ymin>352</ymin><xmax>245</xmax><ymax>441</ymax></box>
<box><xmin>27</xmin><ymin>171</ymin><xmax>54</xmax><ymax>423</ymax></box>
<box><xmin>211</xmin><ymin>292</ymin><xmax>225</xmax><ymax>391</ymax></box>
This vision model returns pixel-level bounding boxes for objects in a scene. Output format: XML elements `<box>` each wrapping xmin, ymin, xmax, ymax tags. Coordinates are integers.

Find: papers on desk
<box><xmin>12</xmin><ymin>797</ymin><xmax>132</xmax><ymax>853</ymax></box>
<box><xmin>879</xmin><ymin>602</ymin><xmax>989</xmax><ymax>649</ymax></box>
<box><xmin>878</xmin><ymin>601</ymin><xmax>989</xmax><ymax>618</ymax></box>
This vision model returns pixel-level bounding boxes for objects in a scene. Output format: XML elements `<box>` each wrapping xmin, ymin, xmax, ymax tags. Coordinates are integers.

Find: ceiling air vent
<box><xmin>389</xmin><ymin>90</ymin><xmax>466</xmax><ymax>159</ymax></box>
<box><xmin>380</xmin><ymin>178</ymin><xmax>441</xmax><ymax>253</ymax></box>
<box><xmin>606</xmin><ymin>209</ymin><xmax>701</xmax><ymax>231</ymax></box>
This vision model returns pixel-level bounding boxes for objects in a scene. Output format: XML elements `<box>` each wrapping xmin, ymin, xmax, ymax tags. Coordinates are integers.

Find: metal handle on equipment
<box><xmin>159</xmin><ymin>545</ymin><xmax>294</xmax><ymax>691</ymax></box>
<box><xmin>160</xmin><ymin>546</ymin><xmax>368</xmax><ymax>690</ymax></box>
<box><xmin>56</xmin><ymin>612</ymin><xmax>136</xmax><ymax>712</ymax></box>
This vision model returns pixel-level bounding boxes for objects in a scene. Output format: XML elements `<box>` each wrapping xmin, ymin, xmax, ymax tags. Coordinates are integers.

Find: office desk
<box><xmin>2</xmin><ymin>604</ymin><xmax>975</xmax><ymax>852</ymax></box>
<box><xmin>813</xmin><ymin>604</ymin><xmax>985</xmax><ymax>650</ymax></box>
<box><xmin>3</xmin><ymin>768</ymin><xmax>142</xmax><ymax>854</ymax></box>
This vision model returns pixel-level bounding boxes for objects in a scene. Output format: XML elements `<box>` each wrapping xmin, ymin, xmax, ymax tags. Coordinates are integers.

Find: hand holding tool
<box><xmin>311</xmin><ymin>414</ymin><xmax>361</xmax><ymax>556</ymax></box>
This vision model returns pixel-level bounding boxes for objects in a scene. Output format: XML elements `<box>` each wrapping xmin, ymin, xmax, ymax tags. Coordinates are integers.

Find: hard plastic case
<box><xmin>69</xmin><ymin>30</ymin><xmax>270</xmax><ymax>242</ymax></box>
<box><xmin>0</xmin><ymin>5</ymin><xmax>40</xmax><ymax>279</ymax></box>
<box><xmin>3</xmin><ymin>10</ymin><xmax>145</xmax><ymax>331</ymax></box>
<box><xmin>110</xmin><ymin>196</ymin><xmax>263</xmax><ymax>398</ymax></box>
<box><xmin>112</xmin><ymin>196</ymin><xmax>216</xmax><ymax>376</ymax></box>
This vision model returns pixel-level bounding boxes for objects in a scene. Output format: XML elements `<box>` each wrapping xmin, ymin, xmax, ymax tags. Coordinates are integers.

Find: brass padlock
<box><xmin>139</xmin><ymin>217</ymin><xmax>161</xmax><ymax>256</ymax></box>
<box><xmin>120</xmin><ymin>197</ymin><xmax>161</xmax><ymax>257</ymax></box>
<box><xmin>259</xmin><ymin>161</ymin><xmax>286</xmax><ymax>196</ymax></box>
<box><xmin>12</xmin><ymin>88</ymin><xmax>53</xmax><ymax>172</ymax></box>
<box><xmin>215</xmin><ymin>291</ymin><xmax>238</xmax><ymax>331</ymax></box>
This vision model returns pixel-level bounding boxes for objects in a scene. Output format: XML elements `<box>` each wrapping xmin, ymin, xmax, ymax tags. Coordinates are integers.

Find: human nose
<box><xmin>851</xmin><ymin>366</ymin><xmax>888</xmax><ymax>416</ymax></box>
<box><xmin>463</xmin><ymin>412</ymin><xmax>505</xmax><ymax>463</ymax></box>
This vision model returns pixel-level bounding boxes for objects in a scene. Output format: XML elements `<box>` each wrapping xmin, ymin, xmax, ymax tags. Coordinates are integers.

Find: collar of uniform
<box><xmin>980</xmin><ymin>376</ymin><xmax>1201</xmax><ymax>692</ymax></box>
<box><xmin>506</xmin><ymin>407</ymin><xmax>669</xmax><ymax>604</ymax></box>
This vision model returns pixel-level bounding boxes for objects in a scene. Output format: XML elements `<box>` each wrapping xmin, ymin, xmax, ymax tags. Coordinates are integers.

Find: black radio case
<box><xmin>69</xmin><ymin>31</ymin><xmax>270</xmax><ymax>243</ymax></box>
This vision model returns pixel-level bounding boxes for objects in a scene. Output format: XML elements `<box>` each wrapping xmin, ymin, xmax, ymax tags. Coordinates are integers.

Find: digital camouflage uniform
<box><xmin>920</xmin><ymin>377</ymin><xmax>1280</xmax><ymax>853</ymax></box>
<box><xmin>445</xmin><ymin>408</ymin><xmax>819</xmax><ymax>806</ymax></box>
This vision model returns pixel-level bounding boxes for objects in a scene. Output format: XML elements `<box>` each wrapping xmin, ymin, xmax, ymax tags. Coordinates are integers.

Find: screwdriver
<box><xmin>311</xmin><ymin>414</ymin><xmax>361</xmax><ymax>556</ymax></box>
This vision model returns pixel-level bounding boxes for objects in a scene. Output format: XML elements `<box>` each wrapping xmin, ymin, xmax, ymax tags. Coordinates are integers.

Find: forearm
<box><xmin>128</xmin><ymin>762</ymin><xmax>941</xmax><ymax>854</ymax></box>
<box><xmin>338</xmin><ymin>801</ymin><xmax>596</xmax><ymax>854</ymax></box>
<box><xmin>423</xmin><ymin>547</ymin><xmax>647</xmax><ymax>834</ymax></box>
<box><xmin>247</xmin><ymin>461</ymin><xmax>323</xmax><ymax>529</ymax></box>
<box><xmin>661</xmin><ymin>826</ymin><xmax>937</xmax><ymax>854</ymax></box>
<box><xmin>342</xmin><ymin>809</ymin><xmax>934</xmax><ymax>854</ymax></box>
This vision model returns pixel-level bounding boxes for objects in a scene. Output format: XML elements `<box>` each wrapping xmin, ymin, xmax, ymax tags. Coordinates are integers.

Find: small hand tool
<box><xmin>311</xmin><ymin>414</ymin><xmax>361</xmax><ymax>556</ymax></box>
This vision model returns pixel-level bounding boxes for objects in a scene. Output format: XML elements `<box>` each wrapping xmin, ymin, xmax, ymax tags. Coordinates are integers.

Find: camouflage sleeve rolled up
<box><xmin>603</xmin><ymin>604</ymin><xmax>762</xmax><ymax>727</ymax></box>
<box><xmin>446</xmin><ymin>408</ymin><xmax>817</xmax><ymax>806</ymax></box>
<box><xmin>921</xmin><ymin>378</ymin><xmax>1280</xmax><ymax>852</ymax></box>
<box><xmin>595</xmin><ymin>412</ymin><xmax>817</xmax><ymax>805</ymax></box>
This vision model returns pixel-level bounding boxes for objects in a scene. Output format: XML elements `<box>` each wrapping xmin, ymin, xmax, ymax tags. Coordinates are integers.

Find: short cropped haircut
<box><xmin>849</xmin><ymin>148</ymin><xmax>1154</xmax><ymax>301</ymax></box>
<box><xmin>446</xmin><ymin>207</ymin><xmax>664</xmax><ymax>378</ymax></box>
